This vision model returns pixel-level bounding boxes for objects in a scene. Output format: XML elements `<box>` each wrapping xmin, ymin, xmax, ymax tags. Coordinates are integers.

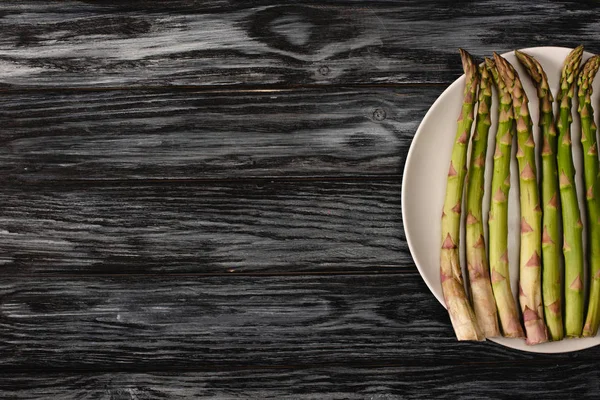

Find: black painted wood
<box><xmin>0</xmin><ymin>87</ymin><xmax>430</xmax><ymax>181</ymax></box>
<box><xmin>1</xmin><ymin>364</ymin><xmax>599</xmax><ymax>400</ymax></box>
<box><xmin>0</xmin><ymin>0</ymin><xmax>598</xmax><ymax>88</ymax></box>
<box><xmin>3</xmin><ymin>0</ymin><xmax>600</xmax><ymax>398</ymax></box>
<box><xmin>0</xmin><ymin>273</ymin><xmax>597</xmax><ymax>371</ymax></box>
<box><xmin>0</xmin><ymin>181</ymin><xmax>405</xmax><ymax>274</ymax></box>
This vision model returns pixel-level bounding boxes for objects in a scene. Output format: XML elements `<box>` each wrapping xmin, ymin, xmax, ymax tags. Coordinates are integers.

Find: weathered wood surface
<box><xmin>0</xmin><ymin>274</ymin><xmax>597</xmax><ymax>371</ymax></box>
<box><xmin>3</xmin><ymin>0</ymin><xmax>600</xmax><ymax>398</ymax></box>
<box><xmin>0</xmin><ymin>0</ymin><xmax>598</xmax><ymax>88</ymax></box>
<box><xmin>1</xmin><ymin>364</ymin><xmax>599</xmax><ymax>400</ymax></box>
<box><xmin>0</xmin><ymin>181</ymin><xmax>405</xmax><ymax>274</ymax></box>
<box><xmin>0</xmin><ymin>87</ymin><xmax>430</xmax><ymax>181</ymax></box>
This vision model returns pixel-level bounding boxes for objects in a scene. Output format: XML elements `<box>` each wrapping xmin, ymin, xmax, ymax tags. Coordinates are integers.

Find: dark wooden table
<box><xmin>1</xmin><ymin>1</ymin><xmax>599</xmax><ymax>398</ymax></box>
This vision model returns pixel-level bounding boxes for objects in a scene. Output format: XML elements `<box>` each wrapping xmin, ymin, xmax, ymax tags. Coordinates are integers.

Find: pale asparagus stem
<box><xmin>578</xmin><ymin>55</ymin><xmax>600</xmax><ymax>337</ymax></box>
<box><xmin>465</xmin><ymin>64</ymin><xmax>501</xmax><ymax>337</ymax></box>
<box><xmin>440</xmin><ymin>49</ymin><xmax>484</xmax><ymax>341</ymax></box>
<box><xmin>515</xmin><ymin>50</ymin><xmax>564</xmax><ymax>341</ymax></box>
<box><xmin>485</xmin><ymin>58</ymin><xmax>524</xmax><ymax>338</ymax></box>
<box><xmin>494</xmin><ymin>53</ymin><xmax>548</xmax><ymax>345</ymax></box>
<box><xmin>556</xmin><ymin>46</ymin><xmax>585</xmax><ymax>338</ymax></box>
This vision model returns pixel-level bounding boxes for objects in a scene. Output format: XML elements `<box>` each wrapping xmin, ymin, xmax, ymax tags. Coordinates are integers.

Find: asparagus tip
<box><xmin>492</xmin><ymin>52</ymin><xmax>507</xmax><ymax>73</ymax></box>
<box><xmin>559</xmin><ymin>45</ymin><xmax>585</xmax><ymax>101</ymax></box>
<box><xmin>492</xmin><ymin>53</ymin><xmax>515</xmax><ymax>90</ymax></box>
<box><xmin>459</xmin><ymin>49</ymin><xmax>476</xmax><ymax>75</ymax></box>
<box><xmin>514</xmin><ymin>49</ymin><xmax>531</xmax><ymax>66</ymax></box>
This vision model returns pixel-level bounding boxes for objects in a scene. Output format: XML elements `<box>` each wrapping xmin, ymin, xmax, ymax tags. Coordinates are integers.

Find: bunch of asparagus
<box><xmin>440</xmin><ymin>46</ymin><xmax>600</xmax><ymax>344</ymax></box>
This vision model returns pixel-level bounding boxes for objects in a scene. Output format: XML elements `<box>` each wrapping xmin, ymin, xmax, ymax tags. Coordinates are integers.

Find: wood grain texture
<box><xmin>0</xmin><ymin>87</ymin><xmax>429</xmax><ymax>181</ymax></box>
<box><xmin>0</xmin><ymin>181</ymin><xmax>405</xmax><ymax>274</ymax></box>
<box><xmin>1</xmin><ymin>364</ymin><xmax>599</xmax><ymax>400</ymax></box>
<box><xmin>4</xmin><ymin>1</ymin><xmax>600</xmax><ymax>396</ymax></box>
<box><xmin>0</xmin><ymin>273</ymin><xmax>597</xmax><ymax>371</ymax></box>
<box><xmin>0</xmin><ymin>0</ymin><xmax>599</xmax><ymax>88</ymax></box>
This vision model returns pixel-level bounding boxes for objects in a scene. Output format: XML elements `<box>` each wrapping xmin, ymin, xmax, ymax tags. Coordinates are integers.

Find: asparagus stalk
<box><xmin>515</xmin><ymin>50</ymin><xmax>564</xmax><ymax>341</ymax></box>
<box><xmin>485</xmin><ymin>58</ymin><xmax>524</xmax><ymax>338</ymax></box>
<box><xmin>465</xmin><ymin>64</ymin><xmax>501</xmax><ymax>338</ymax></box>
<box><xmin>494</xmin><ymin>53</ymin><xmax>548</xmax><ymax>344</ymax></box>
<box><xmin>440</xmin><ymin>49</ymin><xmax>484</xmax><ymax>341</ymax></box>
<box><xmin>578</xmin><ymin>55</ymin><xmax>600</xmax><ymax>337</ymax></box>
<box><xmin>556</xmin><ymin>45</ymin><xmax>585</xmax><ymax>338</ymax></box>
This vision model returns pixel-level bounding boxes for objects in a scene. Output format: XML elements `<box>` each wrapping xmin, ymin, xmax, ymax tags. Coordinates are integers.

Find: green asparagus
<box><xmin>494</xmin><ymin>53</ymin><xmax>547</xmax><ymax>344</ymax></box>
<box><xmin>578</xmin><ymin>55</ymin><xmax>600</xmax><ymax>337</ymax></box>
<box><xmin>557</xmin><ymin>45</ymin><xmax>585</xmax><ymax>338</ymax></box>
<box><xmin>440</xmin><ymin>50</ymin><xmax>485</xmax><ymax>341</ymax></box>
<box><xmin>485</xmin><ymin>58</ymin><xmax>524</xmax><ymax>338</ymax></box>
<box><xmin>515</xmin><ymin>50</ymin><xmax>564</xmax><ymax>341</ymax></box>
<box><xmin>440</xmin><ymin>50</ymin><xmax>484</xmax><ymax>341</ymax></box>
<box><xmin>465</xmin><ymin>64</ymin><xmax>501</xmax><ymax>338</ymax></box>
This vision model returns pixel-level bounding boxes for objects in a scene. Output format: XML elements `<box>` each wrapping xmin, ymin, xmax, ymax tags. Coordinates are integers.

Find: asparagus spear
<box><xmin>494</xmin><ymin>53</ymin><xmax>548</xmax><ymax>344</ymax></box>
<box><xmin>440</xmin><ymin>49</ymin><xmax>484</xmax><ymax>341</ymax></box>
<box><xmin>515</xmin><ymin>50</ymin><xmax>564</xmax><ymax>341</ymax></box>
<box><xmin>578</xmin><ymin>55</ymin><xmax>600</xmax><ymax>337</ymax></box>
<box><xmin>485</xmin><ymin>58</ymin><xmax>524</xmax><ymax>338</ymax></box>
<box><xmin>556</xmin><ymin>46</ymin><xmax>585</xmax><ymax>338</ymax></box>
<box><xmin>465</xmin><ymin>64</ymin><xmax>501</xmax><ymax>338</ymax></box>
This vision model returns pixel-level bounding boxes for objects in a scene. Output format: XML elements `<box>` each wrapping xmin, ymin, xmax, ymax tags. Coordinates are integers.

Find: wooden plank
<box><xmin>1</xmin><ymin>364</ymin><xmax>598</xmax><ymax>399</ymax></box>
<box><xmin>0</xmin><ymin>87</ymin><xmax>429</xmax><ymax>181</ymax></box>
<box><xmin>0</xmin><ymin>0</ymin><xmax>598</xmax><ymax>88</ymax></box>
<box><xmin>0</xmin><ymin>273</ymin><xmax>596</xmax><ymax>370</ymax></box>
<box><xmin>0</xmin><ymin>180</ymin><xmax>405</xmax><ymax>274</ymax></box>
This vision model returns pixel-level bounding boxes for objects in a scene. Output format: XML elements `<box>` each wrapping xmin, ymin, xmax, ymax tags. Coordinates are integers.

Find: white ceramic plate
<box><xmin>402</xmin><ymin>47</ymin><xmax>600</xmax><ymax>353</ymax></box>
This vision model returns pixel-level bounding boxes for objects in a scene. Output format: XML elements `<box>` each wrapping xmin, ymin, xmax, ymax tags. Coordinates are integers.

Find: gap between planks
<box><xmin>0</xmin><ymin>355</ymin><xmax>589</xmax><ymax>375</ymax></box>
<box><xmin>3</xmin><ymin>174</ymin><xmax>402</xmax><ymax>186</ymax></box>
<box><xmin>3</xmin><ymin>268</ymin><xmax>415</xmax><ymax>278</ymax></box>
<box><xmin>0</xmin><ymin>82</ymin><xmax>448</xmax><ymax>95</ymax></box>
